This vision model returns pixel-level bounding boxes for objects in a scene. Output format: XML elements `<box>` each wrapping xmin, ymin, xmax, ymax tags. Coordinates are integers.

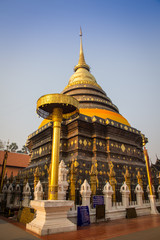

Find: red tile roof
<box><xmin>0</xmin><ymin>150</ymin><xmax>30</xmax><ymax>168</ymax></box>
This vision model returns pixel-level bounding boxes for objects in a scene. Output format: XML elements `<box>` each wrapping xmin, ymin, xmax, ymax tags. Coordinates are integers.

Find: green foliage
<box><xmin>0</xmin><ymin>140</ymin><xmax>29</xmax><ymax>154</ymax></box>
<box><xmin>9</xmin><ymin>142</ymin><xmax>18</xmax><ymax>152</ymax></box>
<box><xmin>21</xmin><ymin>145</ymin><xmax>29</xmax><ymax>154</ymax></box>
<box><xmin>0</xmin><ymin>139</ymin><xmax>5</xmax><ymax>150</ymax></box>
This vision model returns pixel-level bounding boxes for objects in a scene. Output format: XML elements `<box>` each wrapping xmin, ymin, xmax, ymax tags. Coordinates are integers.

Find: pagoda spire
<box><xmin>74</xmin><ymin>27</ymin><xmax>90</xmax><ymax>72</ymax></box>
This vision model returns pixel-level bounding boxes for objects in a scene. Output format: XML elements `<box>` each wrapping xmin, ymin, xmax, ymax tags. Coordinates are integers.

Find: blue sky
<box><xmin>0</xmin><ymin>0</ymin><xmax>160</xmax><ymax>163</ymax></box>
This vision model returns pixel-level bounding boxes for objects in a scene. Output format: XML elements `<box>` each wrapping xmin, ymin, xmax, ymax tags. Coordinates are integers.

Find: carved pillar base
<box><xmin>148</xmin><ymin>195</ymin><xmax>159</xmax><ymax>215</ymax></box>
<box><xmin>26</xmin><ymin>200</ymin><xmax>77</xmax><ymax>236</ymax></box>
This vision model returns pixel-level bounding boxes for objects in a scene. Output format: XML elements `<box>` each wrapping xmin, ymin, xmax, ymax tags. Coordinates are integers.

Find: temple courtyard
<box><xmin>0</xmin><ymin>214</ymin><xmax>160</xmax><ymax>240</ymax></box>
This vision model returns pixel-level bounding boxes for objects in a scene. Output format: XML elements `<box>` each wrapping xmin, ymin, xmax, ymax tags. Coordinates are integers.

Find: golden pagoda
<box><xmin>25</xmin><ymin>29</ymin><xmax>149</xmax><ymax>203</ymax></box>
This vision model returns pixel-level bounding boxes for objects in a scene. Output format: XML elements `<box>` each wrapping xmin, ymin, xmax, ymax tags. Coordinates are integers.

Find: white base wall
<box><xmin>68</xmin><ymin>202</ymin><xmax>160</xmax><ymax>224</ymax></box>
<box><xmin>106</xmin><ymin>208</ymin><xmax>126</xmax><ymax>220</ymax></box>
<box><xmin>136</xmin><ymin>205</ymin><xmax>151</xmax><ymax>217</ymax></box>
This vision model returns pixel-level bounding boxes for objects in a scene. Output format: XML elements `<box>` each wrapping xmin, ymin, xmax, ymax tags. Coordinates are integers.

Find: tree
<box><xmin>21</xmin><ymin>145</ymin><xmax>29</xmax><ymax>154</ymax></box>
<box><xmin>0</xmin><ymin>139</ymin><xmax>5</xmax><ymax>150</ymax></box>
<box><xmin>9</xmin><ymin>142</ymin><xmax>18</xmax><ymax>152</ymax></box>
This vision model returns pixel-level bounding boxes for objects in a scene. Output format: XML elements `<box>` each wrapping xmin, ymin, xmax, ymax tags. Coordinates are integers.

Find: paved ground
<box><xmin>0</xmin><ymin>214</ymin><xmax>160</xmax><ymax>240</ymax></box>
<box><xmin>0</xmin><ymin>218</ymin><xmax>40</xmax><ymax>240</ymax></box>
<box><xmin>109</xmin><ymin>226</ymin><xmax>160</xmax><ymax>240</ymax></box>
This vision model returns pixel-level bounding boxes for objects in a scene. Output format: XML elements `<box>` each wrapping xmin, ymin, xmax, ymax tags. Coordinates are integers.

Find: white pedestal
<box><xmin>104</xmin><ymin>195</ymin><xmax>112</xmax><ymax>211</ymax></box>
<box><xmin>136</xmin><ymin>192</ymin><xmax>143</xmax><ymax>206</ymax></box>
<box><xmin>121</xmin><ymin>192</ymin><xmax>130</xmax><ymax>208</ymax></box>
<box><xmin>26</xmin><ymin>200</ymin><xmax>77</xmax><ymax>236</ymax></box>
<box><xmin>148</xmin><ymin>195</ymin><xmax>159</xmax><ymax>215</ymax></box>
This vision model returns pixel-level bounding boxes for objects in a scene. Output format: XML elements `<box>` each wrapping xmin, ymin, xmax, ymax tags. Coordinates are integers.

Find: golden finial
<box><xmin>80</xmin><ymin>26</ymin><xmax>82</xmax><ymax>37</ymax></box>
<box><xmin>74</xmin><ymin>27</ymin><xmax>90</xmax><ymax>72</ymax></box>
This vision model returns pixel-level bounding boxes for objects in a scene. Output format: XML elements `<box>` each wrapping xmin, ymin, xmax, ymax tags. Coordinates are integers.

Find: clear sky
<box><xmin>0</xmin><ymin>0</ymin><xmax>160</xmax><ymax>163</ymax></box>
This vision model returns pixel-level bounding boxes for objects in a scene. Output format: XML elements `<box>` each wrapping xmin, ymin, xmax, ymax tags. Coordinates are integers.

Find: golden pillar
<box><xmin>49</xmin><ymin>108</ymin><xmax>63</xmax><ymax>200</ymax></box>
<box><xmin>36</xmin><ymin>94</ymin><xmax>79</xmax><ymax>200</ymax></box>
<box><xmin>70</xmin><ymin>160</ymin><xmax>77</xmax><ymax>202</ymax></box>
<box><xmin>143</xmin><ymin>147</ymin><xmax>153</xmax><ymax>195</ymax></box>
<box><xmin>47</xmin><ymin>164</ymin><xmax>51</xmax><ymax>199</ymax></box>
<box><xmin>142</xmin><ymin>136</ymin><xmax>158</xmax><ymax>214</ymax></box>
<box><xmin>107</xmin><ymin>161</ymin><xmax>117</xmax><ymax>202</ymax></box>
<box><xmin>141</xmin><ymin>134</ymin><xmax>153</xmax><ymax>195</ymax></box>
<box><xmin>123</xmin><ymin>167</ymin><xmax>131</xmax><ymax>201</ymax></box>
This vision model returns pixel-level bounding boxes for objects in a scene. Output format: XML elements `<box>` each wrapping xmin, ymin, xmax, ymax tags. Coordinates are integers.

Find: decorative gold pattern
<box><xmin>39</xmin><ymin>147</ymin><xmax>42</xmax><ymax>155</ymax></box>
<box><xmin>121</xmin><ymin>144</ymin><xmax>125</xmax><ymax>152</ymax></box>
<box><xmin>124</xmin><ymin>126</ymin><xmax>128</xmax><ymax>130</ymax></box>
<box><xmin>92</xmin><ymin>116</ymin><xmax>97</xmax><ymax>122</ymax></box>
<box><xmin>83</xmin><ymin>139</ymin><xmax>87</xmax><ymax>146</ymax></box>
<box><xmin>106</xmin><ymin>119</ymin><xmax>110</xmax><ymax>124</ymax></box>
<box><xmin>64</xmin><ymin>80</ymin><xmax>102</xmax><ymax>91</ymax></box>
<box><xmin>74</xmin><ymin>160</ymin><xmax>79</xmax><ymax>168</ymax></box>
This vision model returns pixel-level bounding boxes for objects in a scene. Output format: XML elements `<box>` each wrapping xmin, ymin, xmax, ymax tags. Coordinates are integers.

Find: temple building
<box><xmin>0</xmin><ymin>150</ymin><xmax>30</xmax><ymax>177</ymax></box>
<box><xmin>23</xmin><ymin>31</ymin><xmax>149</xmax><ymax>204</ymax></box>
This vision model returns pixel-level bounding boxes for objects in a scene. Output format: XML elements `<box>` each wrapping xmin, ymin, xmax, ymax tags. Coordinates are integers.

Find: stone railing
<box><xmin>67</xmin><ymin>180</ymin><xmax>160</xmax><ymax>223</ymax></box>
<box><xmin>1</xmin><ymin>177</ymin><xmax>160</xmax><ymax>223</ymax></box>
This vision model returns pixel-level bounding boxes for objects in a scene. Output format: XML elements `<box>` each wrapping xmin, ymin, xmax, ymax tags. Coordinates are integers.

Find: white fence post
<box><xmin>34</xmin><ymin>180</ymin><xmax>44</xmax><ymax>200</ymax></box>
<box><xmin>135</xmin><ymin>184</ymin><xmax>143</xmax><ymax>206</ymax></box>
<box><xmin>103</xmin><ymin>182</ymin><xmax>113</xmax><ymax>211</ymax></box>
<box><xmin>120</xmin><ymin>182</ymin><xmax>130</xmax><ymax>208</ymax></box>
<box><xmin>80</xmin><ymin>179</ymin><xmax>91</xmax><ymax>211</ymax></box>
<box><xmin>22</xmin><ymin>182</ymin><xmax>31</xmax><ymax>207</ymax></box>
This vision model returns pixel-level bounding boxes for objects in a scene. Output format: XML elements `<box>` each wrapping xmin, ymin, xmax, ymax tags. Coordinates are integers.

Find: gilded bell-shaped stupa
<box><xmin>25</xmin><ymin>29</ymin><xmax>148</xmax><ymax>203</ymax></box>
